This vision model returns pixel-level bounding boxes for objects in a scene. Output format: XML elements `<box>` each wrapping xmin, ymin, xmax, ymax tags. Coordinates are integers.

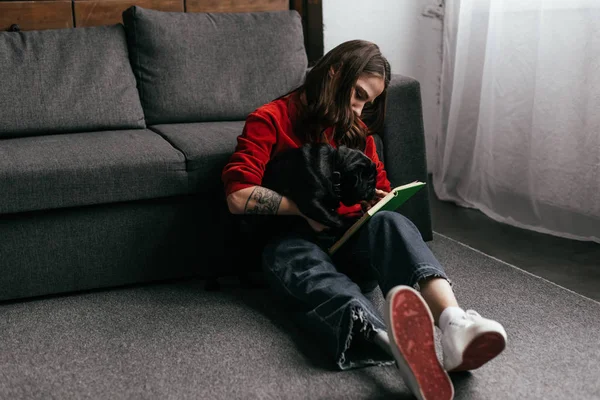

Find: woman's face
<box><xmin>351</xmin><ymin>74</ymin><xmax>385</xmax><ymax>117</ymax></box>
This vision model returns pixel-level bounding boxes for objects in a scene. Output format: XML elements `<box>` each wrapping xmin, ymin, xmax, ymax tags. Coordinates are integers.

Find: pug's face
<box><xmin>336</xmin><ymin>146</ymin><xmax>377</xmax><ymax>206</ymax></box>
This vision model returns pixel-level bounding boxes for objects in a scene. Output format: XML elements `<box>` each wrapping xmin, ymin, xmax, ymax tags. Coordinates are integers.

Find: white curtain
<box><xmin>434</xmin><ymin>0</ymin><xmax>600</xmax><ymax>243</ymax></box>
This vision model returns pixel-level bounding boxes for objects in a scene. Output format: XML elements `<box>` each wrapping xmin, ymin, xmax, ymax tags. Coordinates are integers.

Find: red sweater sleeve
<box><xmin>221</xmin><ymin>112</ymin><xmax>276</xmax><ymax>196</ymax></box>
<box><xmin>364</xmin><ymin>135</ymin><xmax>392</xmax><ymax>192</ymax></box>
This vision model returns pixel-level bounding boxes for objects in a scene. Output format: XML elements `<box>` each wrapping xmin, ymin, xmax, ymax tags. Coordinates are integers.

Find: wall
<box><xmin>0</xmin><ymin>0</ymin><xmax>290</xmax><ymax>31</ymax></box>
<box><xmin>323</xmin><ymin>0</ymin><xmax>444</xmax><ymax>172</ymax></box>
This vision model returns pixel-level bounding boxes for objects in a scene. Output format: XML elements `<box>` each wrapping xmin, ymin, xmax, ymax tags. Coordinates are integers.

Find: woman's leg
<box><xmin>261</xmin><ymin>230</ymin><xmax>395</xmax><ymax>370</ymax></box>
<box><xmin>338</xmin><ymin>211</ymin><xmax>507</xmax><ymax>373</ymax></box>
<box><xmin>336</xmin><ymin>210</ymin><xmax>455</xmax><ymax>325</ymax></box>
<box><xmin>419</xmin><ymin>277</ymin><xmax>458</xmax><ymax>325</ymax></box>
<box><xmin>335</xmin><ymin>212</ymin><xmax>456</xmax><ymax>399</ymax></box>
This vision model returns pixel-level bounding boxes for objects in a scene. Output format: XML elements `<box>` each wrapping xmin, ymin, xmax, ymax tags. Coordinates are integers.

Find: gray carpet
<box><xmin>1</xmin><ymin>233</ymin><xmax>599</xmax><ymax>400</ymax></box>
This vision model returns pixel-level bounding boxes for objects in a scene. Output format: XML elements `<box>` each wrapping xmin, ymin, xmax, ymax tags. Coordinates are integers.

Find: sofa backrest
<box><xmin>122</xmin><ymin>6</ymin><xmax>307</xmax><ymax>125</ymax></box>
<box><xmin>0</xmin><ymin>25</ymin><xmax>146</xmax><ymax>139</ymax></box>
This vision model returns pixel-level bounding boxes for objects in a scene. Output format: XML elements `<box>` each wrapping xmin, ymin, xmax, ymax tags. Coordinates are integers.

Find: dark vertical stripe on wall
<box><xmin>290</xmin><ymin>0</ymin><xmax>323</xmax><ymax>65</ymax></box>
<box><xmin>305</xmin><ymin>0</ymin><xmax>323</xmax><ymax>65</ymax></box>
<box><xmin>71</xmin><ymin>0</ymin><xmax>77</xmax><ymax>27</ymax></box>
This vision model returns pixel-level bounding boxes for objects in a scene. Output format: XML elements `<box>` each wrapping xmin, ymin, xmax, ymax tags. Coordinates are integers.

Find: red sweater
<box><xmin>221</xmin><ymin>92</ymin><xmax>392</xmax><ymax>218</ymax></box>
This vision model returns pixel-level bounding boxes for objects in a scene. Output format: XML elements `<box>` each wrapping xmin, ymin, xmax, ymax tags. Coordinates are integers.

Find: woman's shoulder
<box><xmin>248</xmin><ymin>92</ymin><xmax>298</xmax><ymax>123</ymax></box>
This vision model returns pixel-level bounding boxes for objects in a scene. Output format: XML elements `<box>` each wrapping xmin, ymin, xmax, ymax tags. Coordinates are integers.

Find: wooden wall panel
<box><xmin>186</xmin><ymin>0</ymin><xmax>287</xmax><ymax>13</ymax></box>
<box><xmin>290</xmin><ymin>0</ymin><xmax>303</xmax><ymax>15</ymax></box>
<box><xmin>74</xmin><ymin>0</ymin><xmax>183</xmax><ymax>27</ymax></box>
<box><xmin>0</xmin><ymin>0</ymin><xmax>323</xmax><ymax>65</ymax></box>
<box><xmin>0</xmin><ymin>1</ymin><xmax>73</xmax><ymax>31</ymax></box>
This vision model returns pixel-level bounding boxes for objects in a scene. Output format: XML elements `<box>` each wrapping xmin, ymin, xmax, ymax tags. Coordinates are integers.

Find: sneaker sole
<box><xmin>447</xmin><ymin>331</ymin><xmax>506</xmax><ymax>372</ymax></box>
<box><xmin>385</xmin><ymin>286</ymin><xmax>454</xmax><ymax>400</ymax></box>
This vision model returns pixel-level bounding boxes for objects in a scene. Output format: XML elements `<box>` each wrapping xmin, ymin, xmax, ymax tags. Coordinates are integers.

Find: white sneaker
<box><xmin>385</xmin><ymin>286</ymin><xmax>454</xmax><ymax>400</ymax></box>
<box><xmin>442</xmin><ymin>310</ymin><xmax>507</xmax><ymax>372</ymax></box>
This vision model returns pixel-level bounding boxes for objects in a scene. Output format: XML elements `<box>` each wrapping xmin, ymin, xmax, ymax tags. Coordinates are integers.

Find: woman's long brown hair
<box><xmin>293</xmin><ymin>40</ymin><xmax>391</xmax><ymax>150</ymax></box>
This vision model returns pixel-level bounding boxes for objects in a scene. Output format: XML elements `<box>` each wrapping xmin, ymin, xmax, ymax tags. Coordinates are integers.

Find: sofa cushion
<box><xmin>122</xmin><ymin>7</ymin><xmax>307</xmax><ymax>125</ymax></box>
<box><xmin>150</xmin><ymin>123</ymin><xmax>388</xmax><ymax>195</ymax></box>
<box><xmin>0</xmin><ymin>25</ymin><xmax>146</xmax><ymax>139</ymax></box>
<box><xmin>149</xmin><ymin>122</ymin><xmax>244</xmax><ymax>192</ymax></box>
<box><xmin>0</xmin><ymin>130</ymin><xmax>188</xmax><ymax>215</ymax></box>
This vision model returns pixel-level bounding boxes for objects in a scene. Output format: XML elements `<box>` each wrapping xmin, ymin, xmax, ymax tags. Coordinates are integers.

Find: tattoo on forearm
<box><xmin>245</xmin><ymin>187</ymin><xmax>282</xmax><ymax>215</ymax></box>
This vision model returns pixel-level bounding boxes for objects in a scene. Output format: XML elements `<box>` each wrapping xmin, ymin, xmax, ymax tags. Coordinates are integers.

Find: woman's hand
<box><xmin>303</xmin><ymin>215</ymin><xmax>330</xmax><ymax>232</ymax></box>
<box><xmin>360</xmin><ymin>189</ymin><xmax>388</xmax><ymax>212</ymax></box>
<box><xmin>286</xmin><ymin>196</ymin><xmax>330</xmax><ymax>232</ymax></box>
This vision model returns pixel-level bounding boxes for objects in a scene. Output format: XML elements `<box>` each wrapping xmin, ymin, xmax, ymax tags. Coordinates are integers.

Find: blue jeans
<box><xmin>261</xmin><ymin>211</ymin><xmax>450</xmax><ymax>370</ymax></box>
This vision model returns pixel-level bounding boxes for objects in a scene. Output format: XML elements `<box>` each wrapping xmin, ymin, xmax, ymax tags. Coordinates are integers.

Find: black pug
<box><xmin>261</xmin><ymin>143</ymin><xmax>377</xmax><ymax>229</ymax></box>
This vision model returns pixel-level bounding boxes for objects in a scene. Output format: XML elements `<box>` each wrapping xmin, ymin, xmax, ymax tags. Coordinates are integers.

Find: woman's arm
<box><xmin>227</xmin><ymin>186</ymin><xmax>329</xmax><ymax>232</ymax></box>
<box><xmin>226</xmin><ymin>186</ymin><xmax>299</xmax><ymax>216</ymax></box>
<box><xmin>364</xmin><ymin>135</ymin><xmax>392</xmax><ymax>193</ymax></box>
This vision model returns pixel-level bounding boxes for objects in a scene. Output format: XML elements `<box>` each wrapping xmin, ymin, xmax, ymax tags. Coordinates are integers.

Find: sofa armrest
<box><xmin>381</xmin><ymin>74</ymin><xmax>433</xmax><ymax>241</ymax></box>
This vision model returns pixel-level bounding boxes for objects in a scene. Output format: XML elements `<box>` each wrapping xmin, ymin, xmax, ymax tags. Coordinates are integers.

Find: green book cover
<box><xmin>328</xmin><ymin>181</ymin><xmax>426</xmax><ymax>255</ymax></box>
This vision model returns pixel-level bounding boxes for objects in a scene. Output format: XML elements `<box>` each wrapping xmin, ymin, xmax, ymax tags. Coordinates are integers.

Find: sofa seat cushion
<box><xmin>0</xmin><ymin>25</ymin><xmax>145</xmax><ymax>139</ymax></box>
<box><xmin>0</xmin><ymin>130</ymin><xmax>188</xmax><ymax>215</ymax></box>
<box><xmin>150</xmin><ymin>122</ymin><xmax>244</xmax><ymax>193</ymax></box>
<box><xmin>123</xmin><ymin>7</ymin><xmax>307</xmax><ymax>125</ymax></box>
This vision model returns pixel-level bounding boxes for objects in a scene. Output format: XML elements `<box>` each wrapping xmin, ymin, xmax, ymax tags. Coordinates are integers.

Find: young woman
<box><xmin>221</xmin><ymin>40</ymin><xmax>507</xmax><ymax>400</ymax></box>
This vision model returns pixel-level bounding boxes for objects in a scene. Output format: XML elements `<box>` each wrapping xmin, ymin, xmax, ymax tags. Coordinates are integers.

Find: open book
<box><xmin>328</xmin><ymin>181</ymin><xmax>426</xmax><ymax>255</ymax></box>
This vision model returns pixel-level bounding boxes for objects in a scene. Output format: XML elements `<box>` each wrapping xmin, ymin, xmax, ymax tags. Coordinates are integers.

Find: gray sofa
<box><xmin>0</xmin><ymin>6</ymin><xmax>431</xmax><ymax>302</ymax></box>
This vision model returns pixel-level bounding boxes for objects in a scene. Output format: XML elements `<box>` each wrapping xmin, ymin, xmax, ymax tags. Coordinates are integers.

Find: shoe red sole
<box><xmin>448</xmin><ymin>332</ymin><xmax>506</xmax><ymax>372</ymax></box>
<box><xmin>388</xmin><ymin>288</ymin><xmax>454</xmax><ymax>400</ymax></box>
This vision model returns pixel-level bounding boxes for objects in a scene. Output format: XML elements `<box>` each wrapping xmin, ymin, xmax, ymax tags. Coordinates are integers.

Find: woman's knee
<box><xmin>367</xmin><ymin>211</ymin><xmax>423</xmax><ymax>243</ymax></box>
<box><xmin>370</xmin><ymin>211</ymin><xmax>417</xmax><ymax>230</ymax></box>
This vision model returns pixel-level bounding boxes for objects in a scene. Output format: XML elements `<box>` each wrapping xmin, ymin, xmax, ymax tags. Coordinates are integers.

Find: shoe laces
<box><xmin>447</xmin><ymin>310</ymin><xmax>482</xmax><ymax>329</ymax></box>
<box><xmin>465</xmin><ymin>310</ymin><xmax>481</xmax><ymax>320</ymax></box>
